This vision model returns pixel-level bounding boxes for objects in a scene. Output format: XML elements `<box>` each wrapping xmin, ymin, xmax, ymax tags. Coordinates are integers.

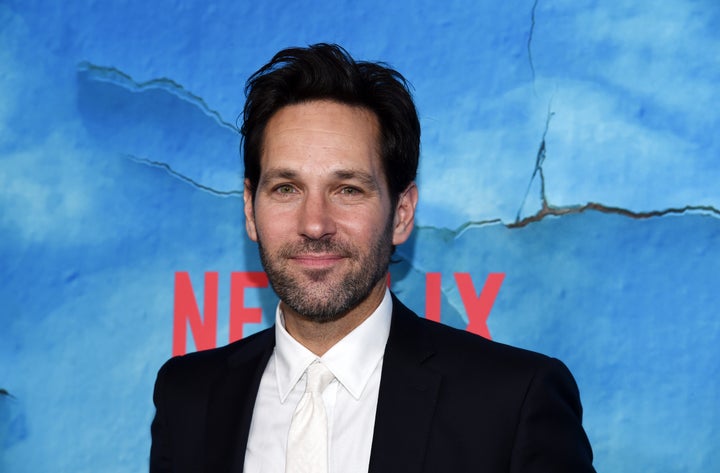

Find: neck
<box><xmin>281</xmin><ymin>280</ymin><xmax>387</xmax><ymax>356</ymax></box>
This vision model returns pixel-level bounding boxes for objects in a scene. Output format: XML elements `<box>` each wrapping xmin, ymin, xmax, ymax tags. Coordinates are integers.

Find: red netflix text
<box><xmin>173</xmin><ymin>271</ymin><xmax>505</xmax><ymax>356</ymax></box>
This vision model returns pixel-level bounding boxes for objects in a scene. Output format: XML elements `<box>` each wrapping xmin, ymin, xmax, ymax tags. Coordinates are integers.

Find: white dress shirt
<box><xmin>244</xmin><ymin>289</ymin><xmax>393</xmax><ymax>473</ymax></box>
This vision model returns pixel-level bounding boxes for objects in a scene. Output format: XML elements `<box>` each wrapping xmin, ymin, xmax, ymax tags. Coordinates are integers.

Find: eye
<box><xmin>275</xmin><ymin>184</ymin><xmax>296</xmax><ymax>194</ymax></box>
<box><xmin>340</xmin><ymin>186</ymin><xmax>362</xmax><ymax>195</ymax></box>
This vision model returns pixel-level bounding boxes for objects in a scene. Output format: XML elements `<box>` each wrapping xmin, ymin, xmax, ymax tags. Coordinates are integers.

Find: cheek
<box><xmin>341</xmin><ymin>208</ymin><xmax>392</xmax><ymax>239</ymax></box>
<box><xmin>253</xmin><ymin>205</ymin><xmax>295</xmax><ymax>242</ymax></box>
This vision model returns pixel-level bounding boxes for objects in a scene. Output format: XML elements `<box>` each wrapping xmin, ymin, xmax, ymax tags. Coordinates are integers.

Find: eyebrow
<box><xmin>333</xmin><ymin>169</ymin><xmax>380</xmax><ymax>190</ymax></box>
<box><xmin>260</xmin><ymin>168</ymin><xmax>298</xmax><ymax>183</ymax></box>
<box><xmin>260</xmin><ymin>168</ymin><xmax>381</xmax><ymax>190</ymax></box>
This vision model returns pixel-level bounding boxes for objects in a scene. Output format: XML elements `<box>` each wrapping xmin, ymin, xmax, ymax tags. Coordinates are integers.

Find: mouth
<box><xmin>290</xmin><ymin>253</ymin><xmax>346</xmax><ymax>269</ymax></box>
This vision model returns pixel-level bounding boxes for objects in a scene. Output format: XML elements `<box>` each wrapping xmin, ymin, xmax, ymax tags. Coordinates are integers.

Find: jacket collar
<box><xmin>369</xmin><ymin>294</ymin><xmax>442</xmax><ymax>473</ymax></box>
<box><xmin>201</xmin><ymin>293</ymin><xmax>441</xmax><ymax>473</ymax></box>
<box><xmin>204</xmin><ymin>328</ymin><xmax>275</xmax><ymax>473</ymax></box>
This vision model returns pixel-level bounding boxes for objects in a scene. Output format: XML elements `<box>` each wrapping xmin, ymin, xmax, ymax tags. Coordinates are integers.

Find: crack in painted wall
<box><xmin>105</xmin><ymin>64</ymin><xmax>720</xmax><ymax>238</ymax></box>
<box><xmin>527</xmin><ymin>0</ymin><xmax>539</xmax><ymax>82</ymax></box>
<box><xmin>124</xmin><ymin>154</ymin><xmax>243</xmax><ymax>197</ymax></box>
<box><xmin>509</xmin><ymin>201</ymin><xmax>720</xmax><ymax>228</ymax></box>
<box><xmin>516</xmin><ymin>104</ymin><xmax>554</xmax><ymax>223</ymax></box>
<box><xmin>77</xmin><ymin>63</ymin><xmax>242</xmax><ymax>194</ymax></box>
<box><xmin>78</xmin><ymin>62</ymin><xmax>238</xmax><ymax>132</ymax></box>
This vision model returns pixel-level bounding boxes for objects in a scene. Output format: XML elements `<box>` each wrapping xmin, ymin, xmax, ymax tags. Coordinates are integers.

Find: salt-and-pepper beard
<box><xmin>257</xmin><ymin>215</ymin><xmax>394</xmax><ymax>323</ymax></box>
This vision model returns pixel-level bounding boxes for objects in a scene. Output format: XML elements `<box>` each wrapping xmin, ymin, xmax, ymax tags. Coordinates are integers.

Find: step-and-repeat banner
<box><xmin>2</xmin><ymin>1</ymin><xmax>719</xmax><ymax>471</ymax></box>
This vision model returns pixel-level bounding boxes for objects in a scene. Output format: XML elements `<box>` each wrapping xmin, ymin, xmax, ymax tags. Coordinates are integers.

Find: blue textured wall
<box><xmin>1</xmin><ymin>1</ymin><xmax>719</xmax><ymax>471</ymax></box>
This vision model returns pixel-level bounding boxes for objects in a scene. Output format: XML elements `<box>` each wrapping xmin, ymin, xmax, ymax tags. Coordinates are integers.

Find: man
<box><xmin>150</xmin><ymin>43</ymin><xmax>595</xmax><ymax>473</ymax></box>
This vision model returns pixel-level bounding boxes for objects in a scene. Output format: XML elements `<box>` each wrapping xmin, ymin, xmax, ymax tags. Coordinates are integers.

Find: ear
<box><xmin>243</xmin><ymin>179</ymin><xmax>259</xmax><ymax>242</ymax></box>
<box><xmin>392</xmin><ymin>182</ymin><xmax>418</xmax><ymax>246</ymax></box>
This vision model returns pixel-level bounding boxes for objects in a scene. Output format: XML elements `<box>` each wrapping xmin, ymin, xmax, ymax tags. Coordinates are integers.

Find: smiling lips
<box><xmin>290</xmin><ymin>253</ymin><xmax>346</xmax><ymax>269</ymax></box>
<box><xmin>281</xmin><ymin>239</ymin><xmax>353</xmax><ymax>264</ymax></box>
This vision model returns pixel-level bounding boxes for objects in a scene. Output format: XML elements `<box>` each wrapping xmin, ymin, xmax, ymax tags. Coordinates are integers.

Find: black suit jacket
<box><xmin>150</xmin><ymin>294</ymin><xmax>595</xmax><ymax>472</ymax></box>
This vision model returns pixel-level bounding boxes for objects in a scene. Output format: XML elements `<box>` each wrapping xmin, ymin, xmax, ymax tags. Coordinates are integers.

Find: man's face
<box><xmin>244</xmin><ymin>100</ymin><xmax>416</xmax><ymax>323</ymax></box>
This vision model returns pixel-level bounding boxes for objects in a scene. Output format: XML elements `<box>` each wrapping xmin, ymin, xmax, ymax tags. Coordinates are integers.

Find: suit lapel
<box><xmin>204</xmin><ymin>329</ymin><xmax>275</xmax><ymax>473</ymax></box>
<box><xmin>369</xmin><ymin>296</ymin><xmax>442</xmax><ymax>473</ymax></box>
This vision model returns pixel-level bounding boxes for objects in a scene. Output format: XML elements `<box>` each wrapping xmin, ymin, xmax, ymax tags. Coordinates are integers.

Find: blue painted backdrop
<box><xmin>1</xmin><ymin>0</ymin><xmax>719</xmax><ymax>471</ymax></box>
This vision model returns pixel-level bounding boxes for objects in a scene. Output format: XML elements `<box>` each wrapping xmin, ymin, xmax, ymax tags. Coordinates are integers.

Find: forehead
<box><xmin>260</xmin><ymin>100</ymin><xmax>382</xmax><ymax>176</ymax></box>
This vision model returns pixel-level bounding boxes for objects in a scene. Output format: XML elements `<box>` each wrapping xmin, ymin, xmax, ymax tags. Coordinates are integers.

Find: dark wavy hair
<box><xmin>241</xmin><ymin>43</ymin><xmax>420</xmax><ymax>204</ymax></box>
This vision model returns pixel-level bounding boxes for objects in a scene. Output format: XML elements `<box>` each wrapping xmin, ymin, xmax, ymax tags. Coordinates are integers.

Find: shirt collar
<box><xmin>274</xmin><ymin>288</ymin><xmax>393</xmax><ymax>402</ymax></box>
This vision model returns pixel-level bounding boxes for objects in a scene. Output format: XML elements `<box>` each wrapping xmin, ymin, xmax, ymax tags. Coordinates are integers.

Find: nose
<box><xmin>298</xmin><ymin>192</ymin><xmax>336</xmax><ymax>240</ymax></box>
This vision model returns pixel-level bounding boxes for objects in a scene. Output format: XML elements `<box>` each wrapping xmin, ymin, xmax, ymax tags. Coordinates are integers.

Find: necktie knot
<box><xmin>306</xmin><ymin>361</ymin><xmax>334</xmax><ymax>395</ymax></box>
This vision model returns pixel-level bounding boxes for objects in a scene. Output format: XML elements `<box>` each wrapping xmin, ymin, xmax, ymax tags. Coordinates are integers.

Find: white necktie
<box><xmin>286</xmin><ymin>360</ymin><xmax>335</xmax><ymax>473</ymax></box>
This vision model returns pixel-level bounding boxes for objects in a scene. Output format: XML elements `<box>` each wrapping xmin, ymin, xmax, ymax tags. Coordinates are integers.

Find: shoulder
<box><xmin>424</xmin><ymin>315</ymin><xmax>551</xmax><ymax>365</ymax></box>
<box><xmin>391</xmin><ymin>294</ymin><xmax>575</xmax><ymax>385</ymax></box>
<box><xmin>389</xmin><ymin>296</ymin><xmax>594</xmax><ymax>470</ymax></box>
<box><xmin>155</xmin><ymin>326</ymin><xmax>275</xmax><ymax>389</ymax></box>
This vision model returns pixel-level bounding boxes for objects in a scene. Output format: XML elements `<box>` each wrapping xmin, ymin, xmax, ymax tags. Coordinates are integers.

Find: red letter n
<box><xmin>173</xmin><ymin>272</ymin><xmax>218</xmax><ymax>356</ymax></box>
